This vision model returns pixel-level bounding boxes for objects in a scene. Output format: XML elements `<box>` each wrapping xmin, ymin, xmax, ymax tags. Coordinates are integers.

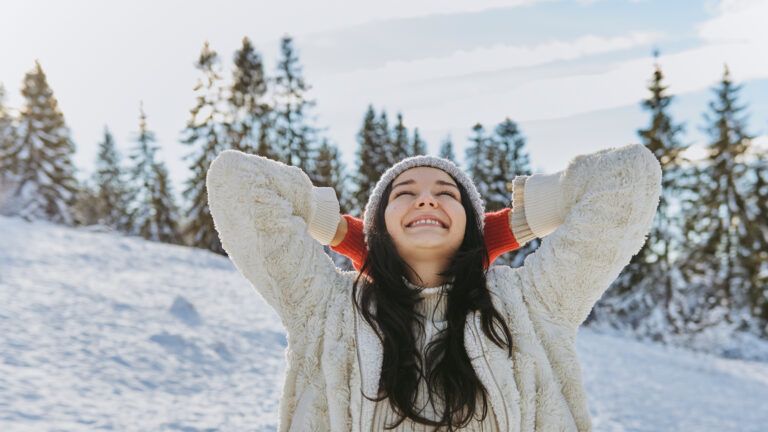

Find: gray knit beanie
<box><xmin>363</xmin><ymin>155</ymin><xmax>485</xmax><ymax>246</ymax></box>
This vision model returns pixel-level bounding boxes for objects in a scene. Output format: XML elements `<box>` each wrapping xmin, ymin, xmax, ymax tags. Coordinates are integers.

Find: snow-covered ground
<box><xmin>1</xmin><ymin>215</ymin><xmax>767</xmax><ymax>431</ymax></box>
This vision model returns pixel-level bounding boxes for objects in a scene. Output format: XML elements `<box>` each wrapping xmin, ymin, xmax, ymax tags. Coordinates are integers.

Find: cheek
<box><xmin>445</xmin><ymin>202</ymin><xmax>466</xmax><ymax>225</ymax></box>
<box><xmin>453</xmin><ymin>218</ymin><xmax>467</xmax><ymax>240</ymax></box>
<box><xmin>384</xmin><ymin>202</ymin><xmax>406</xmax><ymax>231</ymax></box>
<box><xmin>445</xmin><ymin>204</ymin><xmax>467</xmax><ymax>239</ymax></box>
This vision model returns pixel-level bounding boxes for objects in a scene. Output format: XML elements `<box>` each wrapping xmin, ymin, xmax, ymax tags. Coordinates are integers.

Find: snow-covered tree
<box><xmin>487</xmin><ymin>118</ymin><xmax>529</xmax><ymax>211</ymax></box>
<box><xmin>411</xmin><ymin>127</ymin><xmax>427</xmax><ymax>157</ymax></box>
<box><xmin>71</xmin><ymin>181</ymin><xmax>102</xmax><ymax>227</ymax></box>
<box><xmin>314</xmin><ymin>139</ymin><xmax>355</xmax><ymax>269</ymax></box>
<box><xmin>150</xmin><ymin>161</ymin><xmax>184</xmax><ymax>244</ymax></box>
<box><xmin>391</xmin><ymin>112</ymin><xmax>410</xmax><ymax>162</ymax></box>
<box><xmin>0</xmin><ymin>83</ymin><xmax>17</xmax><ymax>180</ymax></box>
<box><xmin>89</xmin><ymin>126</ymin><xmax>132</xmax><ymax>231</ymax></box>
<box><xmin>465</xmin><ymin>123</ymin><xmax>493</xmax><ymax>201</ymax></box>
<box><xmin>0</xmin><ymin>83</ymin><xmax>20</xmax><ymax>213</ymax></box>
<box><xmin>5</xmin><ymin>61</ymin><xmax>79</xmax><ymax>225</ymax></box>
<box><xmin>678</xmin><ymin>65</ymin><xmax>761</xmax><ymax>332</ymax></box>
<box><xmin>272</xmin><ymin>35</ymin><xmax>316</xmax><ymax>171</ymax></box>
<box><xmin>353</xmin><ymin>105</ymin><xmax>390</xmax><ymax>215</ymax></box>
<box><xmin>227</xmin><ymin>37</ymin><xmax>273</xmax><ymax>157</ymax></box>
<box><xmin>487</xmin><ymin>118</ymin><xmax>537</xmax><ymax>268</ymax></box>
<box><xmin>127</xmin><ymin>103</ymin><xmax>182</xmax><ymax>244</ymax></box>
<box><xmin>746</xmin><ymin>147</ymin><xmax>768</xmax><ymax>330</ymax></box>
<box><xmin>374</xmin><ymin>110</ymin><xmax>393</xmax><ymax>166</ymax></box>
<box><xmin>438</xmin><ymin>135</ymin><xmax>456</xmax><ymax>164</ymax></box>
<box><xmin>180</xmin><ymin>41</ymin><xmax>226</xmax><ymax>253</ymax></box>
<box><xmin>313</xmin><ymin>138</ymin><xmax>349</xmax><ymax>213</ymax></box>
<box><xmin>591</xmin><ymin>55</ymin><xmax>691</xmax><ymax>338</ymax></box>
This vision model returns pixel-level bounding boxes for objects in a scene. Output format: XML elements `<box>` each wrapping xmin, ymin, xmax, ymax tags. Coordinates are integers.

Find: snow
<box><xmin>1</xmin><ymin>214</ymin><xmax>767</xmax><ymax>431</ymax></box>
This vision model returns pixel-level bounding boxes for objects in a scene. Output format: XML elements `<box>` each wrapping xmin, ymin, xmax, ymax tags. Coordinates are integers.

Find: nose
<box><xmin>415</xmin><ymin>191</ymin><xmax>438</xmax><ymax>208</ymax></box>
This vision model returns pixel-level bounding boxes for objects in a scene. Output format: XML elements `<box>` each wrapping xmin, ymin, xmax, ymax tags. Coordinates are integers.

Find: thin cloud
<box><xmin>326</xmin><ymin>31</ymin><xmax>664</xmax><ymax>85</ymax></box>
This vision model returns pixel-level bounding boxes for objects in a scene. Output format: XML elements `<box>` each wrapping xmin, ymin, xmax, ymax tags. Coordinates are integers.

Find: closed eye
<box><xmin>394</xmin><ymin>191</ymin><xmax>458</xmax><ymax>199</ymax></box>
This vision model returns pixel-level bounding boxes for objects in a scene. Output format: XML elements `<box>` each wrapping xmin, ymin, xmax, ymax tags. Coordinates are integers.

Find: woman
<box><xmin>206</xmin><ymin>143</ymin><xmax>662</xmax><ymax>431</ymax></box>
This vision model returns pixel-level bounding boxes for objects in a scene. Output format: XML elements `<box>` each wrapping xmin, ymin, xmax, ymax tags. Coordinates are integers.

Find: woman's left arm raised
<box><xmin>511</xmin><ymin>143</ymin><xmax>662</xmax><ymax>329</ymax></box>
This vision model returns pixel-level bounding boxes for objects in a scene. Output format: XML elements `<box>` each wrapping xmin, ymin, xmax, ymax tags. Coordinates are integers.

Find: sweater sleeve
<box><xmin>514</xmin><ymin>143</ymin><xmax>662</xmax><ymax>329</ymax></box>
<box><xmin>206</xmin><ymin>149</ymin><xmax>341</xmax><ymax>333</ymax></box>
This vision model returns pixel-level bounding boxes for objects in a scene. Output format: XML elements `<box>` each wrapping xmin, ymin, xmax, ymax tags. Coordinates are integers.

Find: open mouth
<box><xmin>405</xmin><ymin>219</ymin><xmax>448</xmax><ymax>229</ymax></box>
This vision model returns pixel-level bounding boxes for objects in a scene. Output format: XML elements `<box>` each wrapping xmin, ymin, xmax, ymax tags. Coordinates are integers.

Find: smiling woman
<box><xmin>206</xmin><ymin>144</ymin><xmax>662</xmax><ymax>431</ymax></box>
<box><xmin>353</xmin><ymin>155</ymin><xmax>508</xmax><ymax>430</ymax></box>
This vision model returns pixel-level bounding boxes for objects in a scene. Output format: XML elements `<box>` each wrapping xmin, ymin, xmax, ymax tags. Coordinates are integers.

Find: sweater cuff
<box><xmin>308</xmin><ymin>187</ymin><xmax>341</xmax><ymax>245</ymax></box>
<box><xmin>510</xmin><ymin>176</ymin><xmax>537</xmax><ymax>246</ymax></box>
<box><xmin>524</xmin><ymin>171</ymin><xmax>565</xmax><ymax>238</ymax></box>
<box><xmin>330</xmin><ymin>215</ymin><xmax>366</xmax><ymax>271</ymax></box>
<box><xmin>485</xmin><ymin>208</ymin><xmax>520</xmax><ymax>266</ymax></box>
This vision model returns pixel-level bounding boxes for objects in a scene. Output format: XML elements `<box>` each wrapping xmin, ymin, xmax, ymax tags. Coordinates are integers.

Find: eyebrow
<box><xmin>391</xmin><ymin>179</ymin><xmax>459</xmax><ymax>190</ymax></box>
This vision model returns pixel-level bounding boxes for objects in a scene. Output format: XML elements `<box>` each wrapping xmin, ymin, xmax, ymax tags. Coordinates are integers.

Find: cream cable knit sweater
<box><xmin>206</xmin><ymin>143</ymin><xmax>662</xmax><ymax>432</ymax></box>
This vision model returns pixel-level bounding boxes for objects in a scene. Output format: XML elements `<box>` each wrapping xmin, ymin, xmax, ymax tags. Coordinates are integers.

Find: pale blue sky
<box><xmin>2</xmin><ymin>0</ymin><xmax>767</xmax><ymax>202</ymax></box>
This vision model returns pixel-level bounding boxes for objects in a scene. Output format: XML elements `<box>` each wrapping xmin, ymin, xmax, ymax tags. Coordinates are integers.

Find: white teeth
<box><xmin>409</xmin><ymin>219</ymin><xmax>443</xmax><ymax>227</ymax></box>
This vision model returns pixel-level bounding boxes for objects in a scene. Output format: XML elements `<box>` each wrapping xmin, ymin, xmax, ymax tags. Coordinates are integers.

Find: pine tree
<box><xmin>127</xmin><ymin>103</ymin><xmax>182</xmax><ymax>243</ymax></box>
<box><xmin>746</xmin><ymin>147</ymin><xmax>768</xmax><ymax>330</ymax></box>
<box><xmin>465</xmin><ymin>123</ymin><xmax>493</xmax><ymax>200</ymax></box>
<box><xmin>487</xmin><ymin>118</ymin><xmax>529</xmax><ymax>211</ymax></box>
<box><xmin>127</xmin><ymin>103</ymin><xmax>155</xmax><ymax>236</ymax></box>
<box><xmin>91</xmin><ymin>126</ymin><xmax>132</xmax><ymax>231</ymax></box>
<box><xmin>591</xmin><ymin>54</ymin><xmax>690</xmax><ymax>338</ymax></box>
<box><xmin>375</xmin><ymin>110</ymin><xmax>393</xmax><ymax>166</ymax></box>
<box><xmin>754</xmin><ymin>146</ymin><xmax>768</xmax><ymax>220</ymax></box>
<box><xmin>180</xmin><ymin>41</ymin><xmax>226</xmax><ymax>253</ymax></box>
<box><xmin>679</xmin><ymin>65</ymin><xmax>761</xmax><ymax>332</ymax></box>
<box><xmin>353</xmin><ymin>105</ymin><xmax>386</xmax><ymax>215</ymax></box>
<box><xmin>411</xmin><ymin>127</ymin><xmax>427</xmax><ymax>156</ymax></box>
<box><xmin>391</xmin><ymin>112</ymin><xmax>410</xmax><ymax>162</ymax></box>
<box><xmin>438</xmin><ymin>135</ymin><xmax>456</xmax><ymax>163</ymax></box>
<box><xmin>71</xmin><ymin>181</ymin><xmax>102</xmax><ymax>227</ymax></box>
<box><xmin>314</xmin><ymin>137</ymin><xmax>355</xmax><ymax>270</ymax></box>
<box><xmin>7</xmin><ymin>61</ymin><xmax>79</xmax><ymax>225</ymax></box>
<box><xmin>0</xmin><ymin>83</ymin><xmax>16</xmax><ymax>179</ymax></box>
<box><xmin>254</xmin><ymin>117</ymin><xmax>274</xmax><ymax>159</ymax></box>
<box><xmin>151</xmin><ymin>161</ymin><xmax>184</xmax><ymax>244</ymax></box>
<box><xmin>0</xmin><ymin>83</ymin><xmax>20</xmax><ymax>213</ymax></box>
<box><xmin>314</xmin><ymin>138</ymin><xmax>349</xmax><ymax>214</ymax></box>
<box><xmin>272</xmin><ymin>35</ymin><xmax>316</xmax><ymax>171</ymax></box>
<box><xmin>227</xmin><ymin>37</ymin><xmax>273</xmax><ymax>157</ymax></box>
<box><xmin>487</xmin><ymin>118</ymin><xmax>538</xmax><ymax>268</ymax></box>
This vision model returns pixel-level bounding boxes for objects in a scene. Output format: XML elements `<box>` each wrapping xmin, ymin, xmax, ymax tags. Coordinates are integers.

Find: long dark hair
<box><xmin>351</xmin><ymin>172</ymin><xmax>514</xmax><ymax>430</ymax></box>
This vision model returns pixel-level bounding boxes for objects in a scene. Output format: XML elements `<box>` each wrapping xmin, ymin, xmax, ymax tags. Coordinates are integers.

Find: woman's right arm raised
<box><xmin>206</xmin><ymin>150</ymin><xmax>342</xmax><ymax>333</ymax></box>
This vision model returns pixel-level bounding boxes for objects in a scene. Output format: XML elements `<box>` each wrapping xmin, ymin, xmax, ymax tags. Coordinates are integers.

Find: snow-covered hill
<box><xmin>1</xmin><ymin>215</ymin><xmax>767</xmax><ymax>431</ymax></box>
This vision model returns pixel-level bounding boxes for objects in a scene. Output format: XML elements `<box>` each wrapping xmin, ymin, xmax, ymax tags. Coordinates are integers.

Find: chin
<box><xmin>399</xmin><ymin>234</ymin><xmax>460</xmax><ymax>250</ymax></box>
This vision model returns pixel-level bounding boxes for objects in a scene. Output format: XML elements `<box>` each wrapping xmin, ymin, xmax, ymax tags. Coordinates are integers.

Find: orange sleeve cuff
<box><xmin>484</xmin><ymin>208</ymin><xmax>520</xmax><ymax>267</ymax></box>
<box><xmin>329</xmin><ymin>214</ymin><xmax>367</xmax><ymax>271</ymax></box>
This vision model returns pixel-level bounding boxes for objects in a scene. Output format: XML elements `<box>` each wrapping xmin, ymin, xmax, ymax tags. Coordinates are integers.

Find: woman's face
<box><xmin>384</xmin><ymin>167</ymin><xmax>467</xmax><ymax>261</ymax></box>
